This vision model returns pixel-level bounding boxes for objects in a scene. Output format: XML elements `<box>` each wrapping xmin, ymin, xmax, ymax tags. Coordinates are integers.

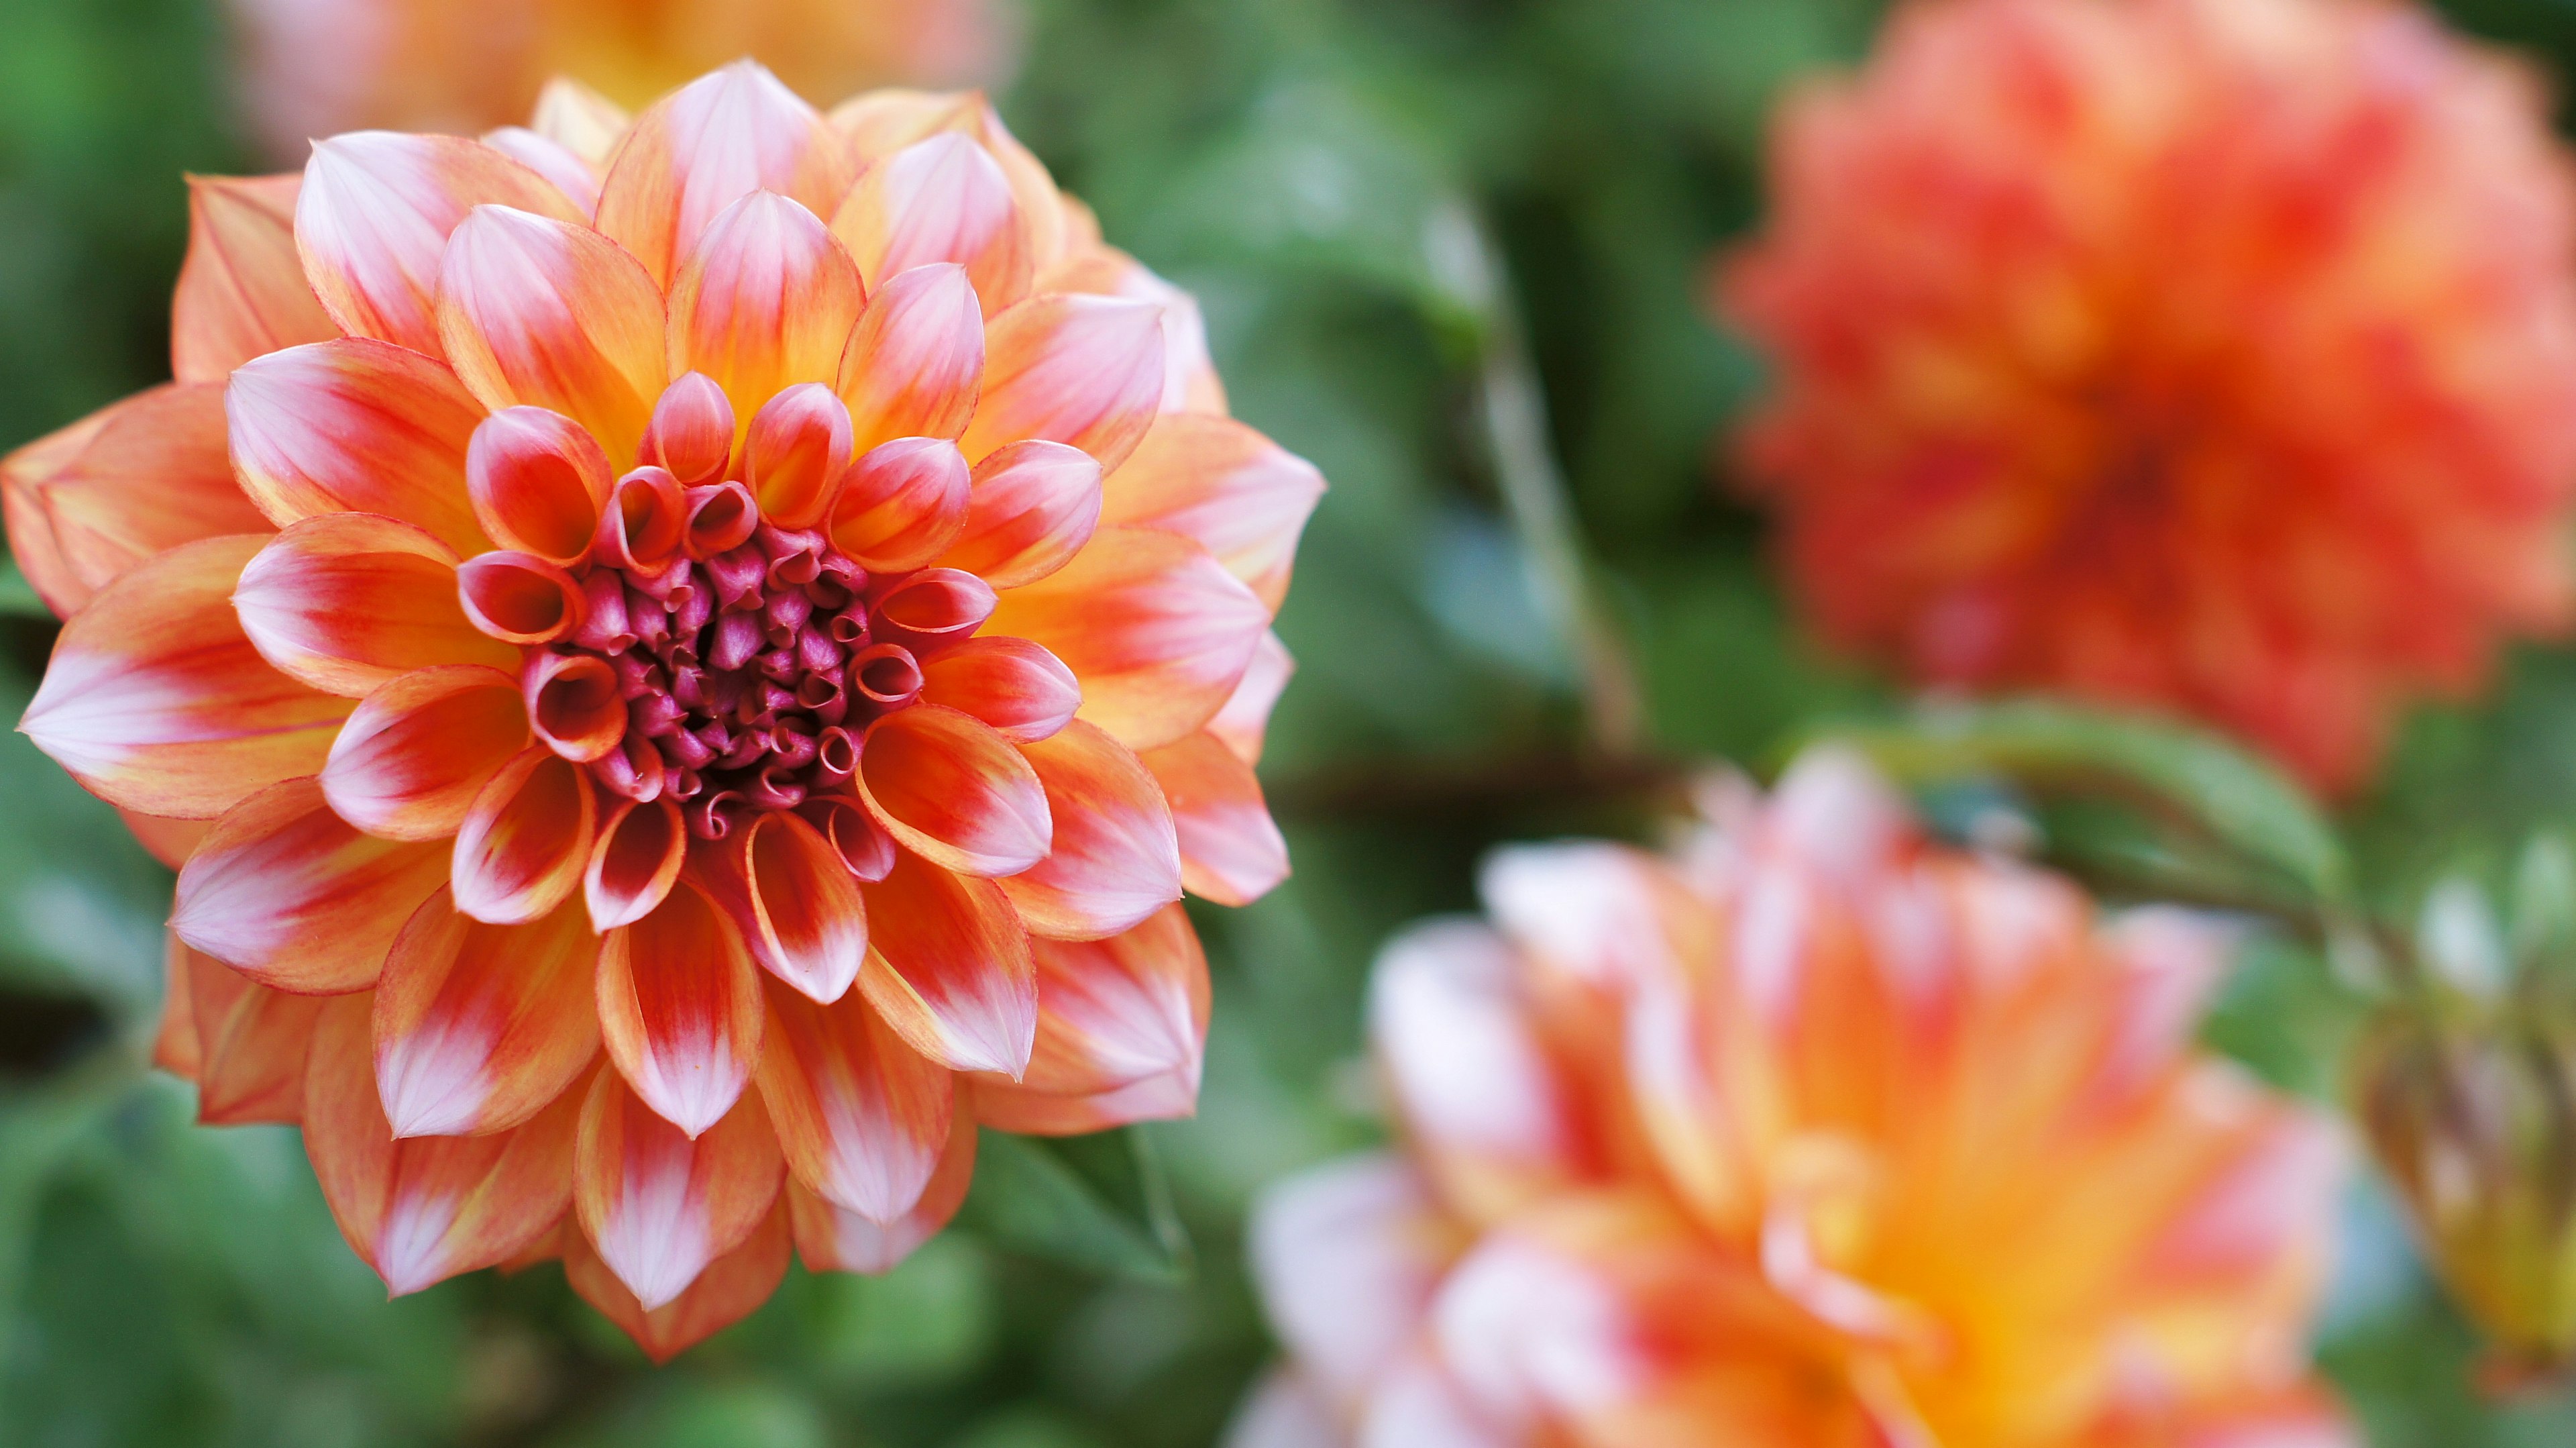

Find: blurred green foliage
<box><xmin>9</xmin><ymin>0</ymin><xmax>2576</xmax><ymax>1441</ymax></box>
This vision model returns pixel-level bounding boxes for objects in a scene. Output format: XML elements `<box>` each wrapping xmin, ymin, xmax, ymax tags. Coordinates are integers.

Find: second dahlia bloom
<box><xmin>1721</xmin><ymin>0</ymin><xmax>2576</xmax><ymax>792</ymax></box>
<box><xmin>1234</xmin><ymin>752</ymin><xmax>2349</xmax><ymax>1447</ymax></box>
<box><xmin>10</xmin><ymin>62</ymin><xmax>1318</xmax><ymax>1358</ymax></box>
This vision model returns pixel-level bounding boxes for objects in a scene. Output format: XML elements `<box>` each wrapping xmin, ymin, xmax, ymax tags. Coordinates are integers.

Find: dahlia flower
<box><xmin>1720</xmin><ymin>0</ymin><xmax>2576</xmax><ymax>792</ymax></box>
<box><xmin>1232</xmin><ymin>750</ymin><xmax>2350</xmax><ymax>1447</ymax></box>
<box><xmin>9</xmin><ymin>62</ymin><xmax>1319</xmax><ymax>1359</ymax></box>
<box><xmin>231</xmin><ymin>0</ymin><xmax>1010</xmax><ymax>164</ymax></box>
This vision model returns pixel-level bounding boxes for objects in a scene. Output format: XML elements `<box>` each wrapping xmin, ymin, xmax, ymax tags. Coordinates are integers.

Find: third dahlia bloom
<box><xmin>1234</xmin><ymin>751</ymin><xmax>2350</xmax><ymax>1447</ymax></box>
<box><xmin>1720</xmin><ymin>0</ymin><xmax>2576</xmax><ymax>792</ymax></box>
<box><xmin>6</xmin><ymin>62</ymin><xmax>1318</xmax><ymax>1357</ymax></box>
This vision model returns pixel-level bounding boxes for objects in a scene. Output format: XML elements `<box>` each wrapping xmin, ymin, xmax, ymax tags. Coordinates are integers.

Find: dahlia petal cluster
<box><xmin>7</xmin><ymin>62</ymin><xmax>1319</xmax><ymax>1359</ymax></box>
<box><xmin>1235</xmin><ymin>751</ymin><xmax>2350</xmax><ymax>1447</ymax></box>
<box><xmin>1721</xmin><ymin>0</ymin><xmax>2576</xmax><ymax>791</ymax></box>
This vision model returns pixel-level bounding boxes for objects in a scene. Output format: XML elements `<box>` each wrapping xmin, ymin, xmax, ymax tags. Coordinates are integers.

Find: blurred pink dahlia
<box><xmin>5</xmin><ymin>62</ymin><xmax>1319</xmax><ymax>1359</ymax></box>
<box><xmin>1721</xmin><ymin>0</ymin><xmax>2576</xmax><ymax>792</ymax></box>
<box><xmin>1234</xmin><ymin>751</ymin><xmax>2350</xmax><ymax>1447</ymax></box>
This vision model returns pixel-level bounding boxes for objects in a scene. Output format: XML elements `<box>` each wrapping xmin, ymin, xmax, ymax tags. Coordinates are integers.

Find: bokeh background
<box><xmin>6</xmin><ymin>0</ymin><xmax>2576</xmax><ymax>1443</ymax></box>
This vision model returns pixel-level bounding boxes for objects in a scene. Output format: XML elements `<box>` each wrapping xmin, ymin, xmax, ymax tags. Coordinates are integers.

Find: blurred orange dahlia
<box><xmin>1719</xmin><ymin>0</ymin><xmax>2576</xmax><ymax>792</ymax></box>
<box><xmin>1232</xmin><ymin>751</ymin><xmax>2350</xmax><ymax>1447</ymax></box>
<box><xmin>6</xmin><ymin>62</ymin><xmax>1318</xmax><ymax>1359</ymax></box>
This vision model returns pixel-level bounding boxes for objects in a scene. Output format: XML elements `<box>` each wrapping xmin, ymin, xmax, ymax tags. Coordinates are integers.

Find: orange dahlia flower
<box><xmin>1232</xmin><ymin>750</ymin><xmax>2350</xmax><ymax>1447</ymax></box>
<box><xmin>7</xmin><ymin>62</ymin><xmax>1320</xmax><ymax>1359</ymax></box>
<box><xmin>1719</xmin><ymin>0</ymin><xmax>2576</xmax><ymax>792</ymax></box>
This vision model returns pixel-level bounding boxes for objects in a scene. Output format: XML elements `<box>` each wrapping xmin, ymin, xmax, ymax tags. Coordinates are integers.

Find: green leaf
<box><xmin>955</xmin><ymin>1129</ymin><xmax>1191</xmax><ymax>1285</ymax></box>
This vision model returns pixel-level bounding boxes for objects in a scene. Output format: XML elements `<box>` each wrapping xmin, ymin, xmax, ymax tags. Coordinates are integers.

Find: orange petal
<box><xmin>917</xmin><ymin>635</ymin><xmax>1079</xmax><ymax>743</ymax></box>
<box><xmin>172</xmin><ymin>172</ymin><xmax>340</xmax><ymax>383</ymax></box>
<box><xmin>984</xmin><ymin>526</ymin><xmax>1269</xmax><ymax>752</ymax></box>
<box><xmin>830</xmin><ymin>132</ymin><xmax>1030</xmax><ymax>306</ymax></box>
<box><xmin>437</xmin><ymin>205</ymin><xmax>665</xmax><ymax>462</ymax></box>
<box><xmin>1102</xmin><ymin>415</ymin><xmax>1322</xmax><ymax>612</ymax></box>
<box><xmin>235</xmin><ymin>512</ymin><xmax>515</xmax><ymax>696</ymax></box>
<box><xmin>755</xmin><ymin>976</ymin><xmax>953</xmax><ymax>1220</ymax></box>
<box><xmin>641</xmin><ymin>373</ymin><xmax>736</xmax><ymax>486</ymax></box>
<box><xmin>586</xmin><ymin>797</ymin><xmax>687</xmax><ymax>931</ymax></box>
<box><xmin>23</xmin><ymin>536</ymin><xmax>352</xmax><ymax>818</ymax></box>
<box><xmin>837</xmin><ymin>263</ymin><xmax>984</xmax><ymax>452</ymax></box>
<box><xmin>936</xmin><ymin>439</ymin><xmax>1101</xmax><ymax>588</ymax></box>
<box><xmin>153</xmin><ymin>934</ymin><xmax>205</xmax><ymax>1078</ymax></box>
<box><xmin>374</xmin><ymin>888</ymin><xmax>602</xmax><ymax>1137</ymax></box>
<box><xmin>564</xmin><ymin>1194</ymin><xmax>791</xmax><ymax>1362</ymax></box>
<box><xmin>305</xmin><ymin>994</ymin><xmax>583</xmax><ymax>1296</ymax></box>
<box><xmin>482</xmin><ymin>127</ymin><xmax>600</xmax><ymax>217</ymax></box>
<box><xmin>971</xmin><ymin>1066</ymin><xmax>1198</xmax><ymax>1135</ymax></box>
<box><xmin>593</xmin><ymin>60</ymin><xmax>855</xmax><ymax>288</ymax></box>
<box><xmin>1142</xmin><ymin>729</ymin><xmax>1289</xmax><ymax>907</ymax></box>
<box><xmin>1042</xmin><ymin>247</ymin><xmax>1229</xmax><ymax>416</ymax></box>
<box><xmin>465</xmin><ymin>407</ymin><xmax>612</xmax><ymax>567</ymax></box>
<box><xmin>0</xmin><ymin>382</ymin><xmax>272</xmax><ymax>617</ymax></box>
<box><xmin>122</xmin><ymin>811</ymin><xmax>211</xmax><ymax>871</ymax></box>
<box><xmin>532</xmin><ymin>76</ymin><xmax>631</xmax><ymax>165</ymax></box>
<box><xmin>700</xmin><ymin>811</ymin><xmax>870</xmax><ymax>1004</ymax></box>
<box><xmin>828</xmin><ymin>435</ymin><xmax>971</xmax><ymax>571</ymax></box>
<box><xmin>958</xmin><ymin>293</ymin><xmax>1163</xmax><ymax>472</ymax></box>
<box><xmin>667</xmin><ymin>190</ymin><xmax>867</xmax><ymax>431</ymax></box>
<box><xmin>999</xmin><ymin>721</ymin><xmax>1181</xmax><ymax>941</ymax></box>
<box><xmin>739</xmin><ymin>384</ymin><xmax>853</xmax><ymax>530</ymax></box>
<box><xmin>1003</xmin><ymin>901</ymin><xmax>1203</xmax><ymax>1106</ymax></box>
<box><xmin>798</xmin><ymin>795</ymin><xmax>898</xmax><ymax>882</ymax></box>
<box><xmin>1209</xmin><ymin>631</ymin><xmax>1293</xmax><ymax>766</ymax></box>
<box><xmin>857</xmin><ymin>704</ymin><xmax>1051</xmax><ymax>878</ymax></box>
<box><xmin>182</xmin><ymin>940</ymin><xmax>329</xmax><ymax>1125</ymax></box>
<box><xmin>457</xmin><ymin>550</ymin><xmax>587</xmax><ymax>645</ymax></box>
<box><xmin>784</xmin><ymin>1096</ymin><xmax>975</xmax><ymax>1274</ymax></box>
<box><xmin>572</xmin><ymin>1064</ymin><xmax>784</xmax><ymax>1309</ymax></box>
<box><xmin>170</xmin><ymin>778</ymin><xmax>450</xmax><ymax>992</ymax></box>
<box><xmin>452</xmin><ymin>746</ymin><xmax>596</xmax><ymax>923</ymax></box>
<box><xmin>226</xmin><ymin>338</ymin><xmax>491</xmax><ymax>556</ymax></box>
<box><xmin>857</xmin><ymin>849</ymin><xmax>1035</xmax><ymax>1076</ymax></box>
<box><xmin>296</xmin><ymin>132</ymin><xmax>583</xmax><ymax>358</ymax></box>
<box><xmin>828</xmin><ymin>91</ymin><xmax>1068</xmax><ymax>272</ymax></box>
<box><xmin>596</xmin><ymin>878</ymin><xmax>765</xmax><ymax>1136</ymax></box>
<box><xmin>323</xmin><ymin>665</ymin><xmax>529</xmax><ymax>840</ymax></box>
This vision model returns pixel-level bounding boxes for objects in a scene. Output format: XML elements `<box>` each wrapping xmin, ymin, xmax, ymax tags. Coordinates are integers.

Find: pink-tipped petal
<box><xmin>837</xmin><ymin>262</ymin><xmax>984</xmax><ymax>451</ymax></box>
<box><xmin>179</xmin><ymin>941</ymin><xmax>328</xmax><ymax>1124</ymax></box>
<box><xmin>23</xmin><ymin>536</ymin><xmax>352</xmax><ymax>818</ymax></box>
<box><xmin>1142</xmin><ymin>729</ymin><xmax>1289</xmax><ymax>907</ymax></box>
<box><xmin>985</xmin><ymin>526</ymin><xmax>1269</xmax><ymax>752</ymax></box>
<box><xmin>699</xmin><ymin>811</ymin><xmax>870</xmax><ymax>1004</ymax></box>
<box><xmin>1209</xmin><ymin>631</ymin><xmax>1293</xmax><ymax>766</ymax></box>
<box><xmin>374</xmin><ymin>889</ymin><xmax>602</xmax><ymax>1137</ymax></box>
<box><xmin>451</xmin><ymin>745</ymin><xmax>596</xmax><ymax>923</ymax></box>
<box><xmin>572</xmin><ymin>1064</ymin><xmax>784</xmax><ymax>1309</ymax></box>
<box><xmin>522</xmin><ymin>651</ymin><xmax>626</xmax><ymax>762</ymax></box>
<box><xmin>456</xmin><ymin>550</ymin><xmax>586</xmax><ymax>644</ymax></box>
<box><xmin>565</xmin><ymin>1195</ymin><xmax>791</xmax><ymax>1362</ymax></box>
<box><xmin>667</xmin><ymin>191</ymin><xmax>867</xmax><ymax>433</ymax></box>
<box><xmin>596</xmin><ymin>878</ymin><xmax>765</xmax><ymax>1136</ymax></box>
<box><xmin>598</xmin><ymin>465</ymin><xmax>692</xmax><ymax>569</ymax></box>
<box><xmin>1246</xmin><ymin>1155</ymin><xmax>1453</xmax><ymax>1411</ymax></box>
<box><xmin>482</xmin><ymin>127</ymin><xmax>601</xmax><ymax>216</ymax></box>
<box><xmin>739</xmin><ymin>383</ymin><xmax>854</xmax><ymax>530</ymax></box>
<box><xmin>918</xmin><ymin>635</ymin><xmax>1081</xmax><ymax>743</ymax></box>
<box><xmin>172</xmin><ymin>172</ymin><xmax>339</xmax><ymax>384</ymax></box>
<box><xmin>856</xmin><ymin>704</ymin><xmax>1053</xmax><ymax>878</ymax></box>
<box><xmin>784</xmin><ymin>1100</ymin><xmax>975</xmax><ymax>1274</ymax></box>
<box><xmin>958</xmin><ymin>293</ymin><xmax>1164</xmax><ymax>472</ymax></box>
<box><xmin>755</xmin><ymin>976</ymin><xmax>953</xmax><ymax>1220</ymax></box>
<box><xmin>235</xmin><ymin>513</ymin><xmax>514</xmax><ymax>696</ymax></box>
<box><xmin>828</xmin><ymin>434</ymin><xmax>971</xmax><ymax>570</ymax></box>
<box><xmin>172</xmin><ymin>778</ymin><xmax>451</xmax><ymax>992</ymax></box>
<box><xmin>437</xmin><ymin>205</ymin><xmax>665</xmax><ymax>462</ymax></box>
<box><xmin>857</xmin><ymin>849</ymin><xmax>1036</xmax><ymax>1076</ymax></box>
<box><xmin>643</xmin><ymin>374</ymin><xmax>737</xmax><ymax>484</ymax></box>
<box><xmin>465</xmin><ymin>406</ymin><xmax>613</xmax><ymax>566</ymax></box>
<box><xmin>586</xmin><ymin>797</ymin><xmax>688</xmax><ymax>931</ymax></box>
<box><xmin>1004</xmin><ymin>902</ymin><xmax>1203</xmax><ymax>1107</ymax></box>
<box><xmin>296</xmin><ymin>132</ymin><xmax>583</xmax><ymax>357</ymax></box>
<box><xmin>1104</xmin><ymin>415</ymin><xmax>1323</xmax><ymax>612</ymax></box>
<box><xmin>798</xmin><ymin>795</ymin><xmax>898</xmax><ymax>882</ymax></box>
<box><xmin>226</xmin><ymin>338</ymin><xmax>490</xmax><ymax>555</ymax></box>
<box><xmin>830</xmin><ymin>132</ymin><xmax>1030</xmax><ymax>305</ymax></box>
<box><xmin>827</xmin><ymin>91</ymin><xmax>1069</xmax><ymax>271</ymax></box>
<box><xmin>999</xmin><ymin>721</ymin><xmax>1181</xmax><ymax>941</ymax></box>
<box><xmin>323</xmin><ymin>665</ymin><xmax>530</xmax><ymax>840</ymax></box>
<box><xmin>937</xmin><ymin>438</ymin><xmax>1102</xmax><ymax>588</ymax></box>
<box><xmin>593</xmin><ymin>60</ymin><xmax>855</xmax><ymax>287</ymax></box>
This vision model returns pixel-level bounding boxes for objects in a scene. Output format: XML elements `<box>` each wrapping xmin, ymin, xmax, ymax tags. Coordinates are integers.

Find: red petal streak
<box><xmin>1209</xmin><ymin>631</ymin><xmax>1293</xmax><ymax>765</ymax></box>
<box><xmin>172</xmin><ymin>778</ymin><xmax>449</xmax><ymax>991</ymax></box>
<box><xmin>1142</xmin><ymin>731</ymin><xmax>1290</xmax><ymax>906</ymax></box>
<box><xmin>643</xmin><ymin>372</ymin><xmax>737</xmax><ymax>484</ymax></box>
<box><xmin>857</xmin><ymin>849</ymin><xmax>1036</xmax><ymax>1076</ymax></box>
<box><xmin>296</xmin><ymin>132</ymin><xmax>584</xmax><ymax>357</ymax></box>
<box><xmin>593</xmin><ymin>60</ymin><xmax>854</xmax><ymax>287</ymax></box>
<box><xmin>572</xmin><ymin>1066</ymin><xmax>784</xmax><ymax>1308</ymax></box>
<box><xmin>828</xmin><ymin>435</ymin><xmax>971</xmax><ymax>571</ymax></box>
<box><xmin>741</xmin><ymin>383</ymin><xmax>853</xmax><ymax>529</ymax></box>
<box><xmin>235</xmin><ymin>513</ymin><xmax>515</xmax><ymax>696</ymax></box>
<box><xmin>466</xmin><ymin>407</ymin><xmax>612</xmax><ymax>567</ymax></box>
<box><xmin>324</xmin><ymin>665</ymin><xmax>529</xmax><ymax>839</ymax></box>
<box><xmin>596</xmin><ymin>878</ymin><xmax>765</xmax><ymax>1135</ymax></box>
<box><xmin>701</xmin><ymin>812</ymin><xmax>869</xmax><ymax>1004</ymax></box>
<box><xmin>172</xmin><ymin>172</ymin><xmax>339</xmax><ymax>384</ymax></box>
<box><xmin>755</xmin><ymin>976</ymin><xmax>952</xmax><ymax>1219</ymax></box>
<box><xmin>523</xmin><ymin>651</ymin><xmax>626</xmax><ymax>762</ymax></box>
<box><xmin>918</xmin><ymin>636</ymin><xmax>1081</xmax><ymax>743</ymax></box>
<box><xmin>437</xmin><ymin>205</ymin><xmax>666</xmax><ymax>462</ymax></box>
<box><xmin>830</xmin><ymin>132</ymin><xmax>1030</xmax><ymax>305</ymax></box>
<box><xmin>305</xmin><ymin>995</ymin><xmax>582</xmax><ymax>1296</ymax></box>
<box><xmin>226</xmin><ymin>338</ymin><xmax>490</xmax><ymax>555</ymax></box>
<box><xmin>452</xmin><ymin>746</ymin><xmax>596</xmax><ymax>923</ymax></box>
<box><xmin>867</xmin><ymin>567</ymin><xmax>995</xmax><ymax>653</ymax></box>
<box><xmin>959</xmin><ymin>294</ymin><xmax>1164</xmax><ymax>472</ymax></box>
<box><xmin>457</xmin><ymin>550</ymin><xmax>586</xmax><ymax>645</ymax></box>
<box><xmin>937</xmin><ymin>439</ymin><xmax>1102</xmax><ymax>588</ymax></box>
<box><xmin>596</xmin><ymin>465</ymin><xmax>690</xmax><ymax>570</ymax></box>
<box><xmin>23</xmin><ymin>536</ymin><xmax>352</xmax><ymax>818</ymax></box>
<box><xmin>984</xmin><ymin>527</ymin><xmax>1269</xmax><ymax>752</ymax></box>
<box><xmin>837</xmin><ymin>263</ymin><xmax>983</xmax><ymax>452</ymax></box>
<box><xmin>181</xmin><ymin>940</ymin><xmax>327</xmax><ymax>1124</ymax></box>
<box><xmin>857</xmin><ymin>705</ymin><xmax>1051</xmax><ymax>878</ymax></box>
<box><xmin>667</xmin><ymin>191</ymin><xmax>867</xmax><ymax>434</ymax></box>
<box><xmin>374</xmin><ymin>888</ymin><xmax>602</xmax><ymax>1136</ymax></box>
<box><xmin>564</xmin><ymin>1194</ymin><xmax>791</xmax><ymax>1361</ymax></box>
<box><xmin>586</xmin><ymin>797</ymin><xmax>688</xmax><ymax>931</ymax></box>
<box><xmin>1000</xmin><ymin>721</ymin><xmax>1181</xmax><ymax>941</ymax></box>
<box><xmin>1104</xmin><ymin>414</ymin><xmax>1324</xmax><ymax>613</ymax></box>
<box><xmin>786</xmin><ymin>1090</ymin><xmax>975</xmax><ymax>1273</ymax></box>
